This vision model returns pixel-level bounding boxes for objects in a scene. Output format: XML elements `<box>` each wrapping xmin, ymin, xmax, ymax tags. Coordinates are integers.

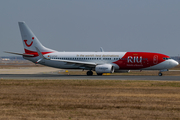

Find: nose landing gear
<box><xmin>158</xmin><ymin>72</ymin><xmax>162</xmax><ymax>76</ymax></box>
<box><xmin>158</xmin><ymin>69</ymin><xmax>168</xmax><ymax>76</ymax></box>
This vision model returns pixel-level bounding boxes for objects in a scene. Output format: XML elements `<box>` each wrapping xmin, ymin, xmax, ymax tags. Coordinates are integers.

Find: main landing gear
<box><xmin>86</xmin><ymin>71</ymin><xmax>103</xmax><ymax>76</ymax></box>
<box><xmin>87</xmin><ymin>71</ymin><xmax>93</xmax><ymax>76</ymax></box>
<box><xmin>97</xmin><ymin>73</ymin><xmax>103</xmax><ymax>76</ymax></box>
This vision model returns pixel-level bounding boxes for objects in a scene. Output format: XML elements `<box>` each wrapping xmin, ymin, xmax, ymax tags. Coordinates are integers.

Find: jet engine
<box><xmin>95</xmin><ymin>64</ymin><xmax>114</xmax><ymax>74</ymax></box>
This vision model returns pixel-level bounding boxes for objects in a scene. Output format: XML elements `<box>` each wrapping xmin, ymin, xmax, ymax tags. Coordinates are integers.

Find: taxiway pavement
<box><xmin>0</xmin><ymin>67</ymin><xmax>180</xmax><ymax>81</ymax></box>
<box><xmin>0</xmin><ymin>74</ymin><xmax>180</xmax><ymax>81</ymax></box>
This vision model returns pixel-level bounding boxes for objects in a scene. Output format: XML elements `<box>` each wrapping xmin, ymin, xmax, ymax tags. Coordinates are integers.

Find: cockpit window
<box><xmin>163</xmin><ymin>57</ymin><xmax>171</xmax><ymax>60</ymax></box>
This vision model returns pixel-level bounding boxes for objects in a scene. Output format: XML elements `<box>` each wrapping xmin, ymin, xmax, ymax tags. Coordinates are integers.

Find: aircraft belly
<box><xmin>143</xmin><ymin>61</ymin><xmax>169</xmax><ymax>70</ymax></box>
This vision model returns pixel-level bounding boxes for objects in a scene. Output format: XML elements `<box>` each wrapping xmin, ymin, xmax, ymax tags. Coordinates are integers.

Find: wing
<box><xmin>50</xmin><ymin>59</ymin><xmax>97</xmax><ymax>68</ymax></box>
<box><xmin>34</xmin><ymin>47</ymin><xmax>97</xmax><ymax>68</ymax></box>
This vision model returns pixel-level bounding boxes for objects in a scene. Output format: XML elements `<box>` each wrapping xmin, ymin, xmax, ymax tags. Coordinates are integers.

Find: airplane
<box><xmin>5</xmin><ymin>22</ymin><xmax>179</xmax><ymax>76</ymax></box>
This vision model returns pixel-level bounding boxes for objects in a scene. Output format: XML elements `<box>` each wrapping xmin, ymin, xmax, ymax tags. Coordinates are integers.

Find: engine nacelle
<box><xmin>95</xmin><ymin>64</ymin><xmax>114</xmax><ymax>74</ymax></box>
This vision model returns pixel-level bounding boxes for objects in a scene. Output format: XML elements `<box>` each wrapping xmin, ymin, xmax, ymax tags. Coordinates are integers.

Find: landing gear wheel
<box><xmin>158</xmin><ymin>72</ymin><xmax>162</xmax><ymax>76</ymax></box>
<box><xmin>87</xmin><ymin>71</ymin><xmax>93</xmax><ymax>76</ymax></box>
<box><xmin>97</xmin><ymin>73</ymin><xmax>103</xmax><ymax>76</ymax></box>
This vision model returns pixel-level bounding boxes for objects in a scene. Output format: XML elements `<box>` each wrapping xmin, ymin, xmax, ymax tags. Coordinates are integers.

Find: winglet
<box><xmin>100</xmin><ymin>47</ymin><xmax>104</xmax><ymax>52</ymax></box>
<box><xmin>35</xmin><ymin>47</ymin><xmax>47</xmax><ymax>63</ymax></box>
<box><xmin>35</xmin><ymin>47</ymin><xmax>45</xmax><ymax>59</ymax></box>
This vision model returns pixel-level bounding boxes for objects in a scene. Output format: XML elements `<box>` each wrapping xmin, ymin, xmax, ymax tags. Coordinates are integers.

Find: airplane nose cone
<box><xmin>171</xmin><ymin>60</ymin><xmax>179</xmax><ymax>67</ymax></box>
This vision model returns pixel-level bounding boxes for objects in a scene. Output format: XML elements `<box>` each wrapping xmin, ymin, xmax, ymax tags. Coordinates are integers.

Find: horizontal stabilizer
<box><xmin>4</xmin><ymin>51</ymin><xmax>34</xmax><ymax>57</ymax></box>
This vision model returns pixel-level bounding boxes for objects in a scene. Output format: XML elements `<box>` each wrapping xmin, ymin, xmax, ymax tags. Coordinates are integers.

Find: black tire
<box><xmin>90</xmin><ymin>71</ymin><xmax>93</xmax><ymax>75</ymax></box>
<box><xmin>87</xmin><ymin>71</ymin><xmax>93</xmax><ymax>76</ymax></box>
<box><xmin>158</xmin><ymin>72</ymin><xmax>162</xmax><ymax>76</ymax></box>
<box><xmin>97</xmin><ymin>73</ymin><xmax>103</xmax><ymax>76</ymax></box>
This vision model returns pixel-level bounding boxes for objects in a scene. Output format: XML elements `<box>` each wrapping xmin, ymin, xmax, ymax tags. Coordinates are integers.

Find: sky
<box><xmin>0</xmin><ymin>0</ymin><xmax>180</xmax><ymax>56</ymax></box>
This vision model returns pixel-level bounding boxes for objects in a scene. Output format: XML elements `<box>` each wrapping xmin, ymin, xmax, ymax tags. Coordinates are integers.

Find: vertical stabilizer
<box><xmin>18</xmin><ymin>22</ymin><xmax>55</xmax><ymax>55</ymax></box>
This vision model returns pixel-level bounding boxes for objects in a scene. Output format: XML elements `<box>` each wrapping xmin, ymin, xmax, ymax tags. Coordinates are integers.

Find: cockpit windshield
<box><xmin>163</xmin><ymin>58</ymin><xmax>172</xmax><ymax>60</ymax></box>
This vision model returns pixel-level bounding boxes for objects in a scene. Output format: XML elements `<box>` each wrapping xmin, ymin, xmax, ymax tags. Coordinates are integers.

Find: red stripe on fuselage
<box><xmin>24</xmin><ymin>49</ymin><xmax>53</xmax><ymax>57</ymax></box>
<box><xmin>113</xmin><ymin>52</ymin><xmax>170</xmax><ymax>70</ymax></box>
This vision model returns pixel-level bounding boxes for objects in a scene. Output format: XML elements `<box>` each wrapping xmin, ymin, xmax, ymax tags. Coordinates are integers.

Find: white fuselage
<box><xmin>24</xmin><ymin>51</ymin><xmax>179</xmax><ymax>71</ymax></box>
